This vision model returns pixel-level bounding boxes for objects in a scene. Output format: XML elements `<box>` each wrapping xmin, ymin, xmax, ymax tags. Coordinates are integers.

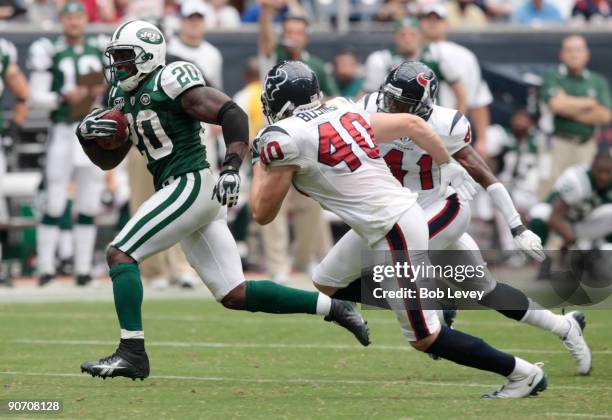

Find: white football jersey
<box><xmin>553</xmin><ymin>164</ymin><xmax>612</xmax><ymax>222</ymax></box>
<box><xmin>256</xmin><ymin>100</ymin><xmax>418</xmax><ymax>246</ymax></box>
<box><xmin>359</xmin><ymin>93</ymin><xmax>471</xmax><ymax>207</ymax></box>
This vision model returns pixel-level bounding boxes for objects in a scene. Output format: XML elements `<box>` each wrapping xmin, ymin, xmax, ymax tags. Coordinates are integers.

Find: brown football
<box><xmin>95</xmin><ymin>108</ymin><xmax>130</xmax><ymax>150</ymax></box>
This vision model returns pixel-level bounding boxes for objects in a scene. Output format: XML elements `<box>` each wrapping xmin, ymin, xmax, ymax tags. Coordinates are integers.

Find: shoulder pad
<box><xmin>86</xmin><ymin>34</ymin><xmax>110</xmax><ymax>52</ymax></box>
<box><xmin>258</xmin><ymin>125</ymin><xmax>302</xmax><ymax>168</ymax></box>
<box><xmin>0</xmin><ymin>39</ymin><xmax>17</xmax><ymax>65</ymax></box>
<box><xmin>28</xmin><ymin>38</ymin><xmax>55</xmax><ymax>72</ymax></box>
<box><xmin>160</xmin><ymin>61</ymin><xmax>206</xmax><ymax>100</ymax></box>
<box><xmin>357</xmin><ymin>92</ymin><xmax>379</xmax><ymax>113</ymax></box>
<box><xmin>554</xmin><ymin>165</ymin><xmax>590</xmax><ymax>205</ymax></box>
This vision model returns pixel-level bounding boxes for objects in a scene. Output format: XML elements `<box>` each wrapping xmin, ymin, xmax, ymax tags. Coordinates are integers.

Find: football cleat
<box><xmin>38</xmin><ymin>274</ymin><xmax>54</xmax><ymax>287</ymax></box>
<box><xmin>81</xmin><ymin>348</ymin><xmax>149</xmax><ymax>380</ymax></box>
<box><xmin>325</xmin><ymin>300</ymin><xmax>370</xmax><ymax>346</ymax></box>
<box><xmin>482</xmin><ymin>362</ymin><xmax>547</xmax><ymax>399</ymax></box>
<box><xmin>76</xmin><ymin>274</ymin><xmax>93</xmax><ymax>287</ymax></box>
<box><xmin>562</xmin><ymin>311</ymin><xmax>592</xmax><ymax>375</ymax></box>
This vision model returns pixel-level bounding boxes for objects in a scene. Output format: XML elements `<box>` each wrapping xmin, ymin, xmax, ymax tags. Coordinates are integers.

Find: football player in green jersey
<box><xmin>76</xmin><ymin>20</ymin><xmax>369</xmax><ymax>381</ymax></box>
<box><xmin>529</xmin><ymin>149</ymin><xmax>612</xmax><ymax>248</ymax></box>
<box><xmin>28</xmin><ymin>1</ymin><xmax>108</xmax><ymax>287</ymax></box>
<box><xmin>0</xmin><ymin>37</ymin><xmax>30</xmax><ymax>285</ymax></box>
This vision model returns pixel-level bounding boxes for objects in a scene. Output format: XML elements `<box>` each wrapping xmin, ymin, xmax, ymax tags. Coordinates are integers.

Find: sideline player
<box><xmin>29</xmin><ymin>1</ymin><xmax>108</xmax><ymax>286</ymax></box>
<box><xmin>251</xmin><ymin>60</ymin><xmax>547</xmax><ymax>398</ymax></box>
<box><xmin>353</xmin><ymin>61</ymin><xmax>591</xmax><ymax>375</ymax></box>
<box><xmin>529</xmin><ymin>151</ymin><xmax>612</xmax><ymax>248</ymax></box>
<box><xmin>75</xmin><ymin>21</ymin><xmax>369</xmax><ymax>381</ymax></box>
<box><xmin>0</xmin><ymin>37</ymin><xmax>30</xmax><ymax>285</ymax></box>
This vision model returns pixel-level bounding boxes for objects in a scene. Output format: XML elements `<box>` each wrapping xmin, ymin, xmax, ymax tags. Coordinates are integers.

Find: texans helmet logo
<box><xmin>265</xmin><ymin>67</ymin><xmax>289</xmax><ymax>101</ymax></box>
<box><xmin>416</xmin><ymin>73</ymin><xmax>430</xmax><ymax>89</ymax></box>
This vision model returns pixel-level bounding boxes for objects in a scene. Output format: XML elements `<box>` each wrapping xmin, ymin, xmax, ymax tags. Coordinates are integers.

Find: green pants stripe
<box><xmin>125</xmin><ymin>172</ymin><xmax>202</xmax><ymax>256</ymax></box>
<box><xmin>113</xmin><ymin>175</ymin><xmax>188</xmax><ymax>250</ymax></box>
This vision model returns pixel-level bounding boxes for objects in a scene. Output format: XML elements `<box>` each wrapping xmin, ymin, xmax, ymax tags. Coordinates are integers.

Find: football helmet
<box><xmin>261</xmin><ymin>61</ymin><xmax>323</xmax><ymax>124</ymax></box>
<box><xmin>377</xmin><ymin>60</ymin><xmax>438</xmax><ymax>119</ymax></box>
<box><xmin>105</xmin><ymin>20</ymin><xmax>166</xmax><ymax>92</ymax></box>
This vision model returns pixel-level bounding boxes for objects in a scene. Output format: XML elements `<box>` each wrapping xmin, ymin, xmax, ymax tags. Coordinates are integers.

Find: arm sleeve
<box><xmin>539</xmin><ymin>69</ymin><xmax>560</xmax><ymax>104</ymax></box>
<box><xmin>27</xmin><ymin>38</ymin><xmax>61</xmax><ymax>110</ymax></box>
<box><xmin>258</xmin><ymin>126</ymin><xmax>304</xmax><ymax>169</ymax></box>
<box><xmin>596</xmin><ymin>75</ymin><xmax>612</xmax><ymax>109</ymax></box>
<box><xmin>160</xmin><ymin>61</ymin><xmax>206</xmax><ymax>100</ymax></box>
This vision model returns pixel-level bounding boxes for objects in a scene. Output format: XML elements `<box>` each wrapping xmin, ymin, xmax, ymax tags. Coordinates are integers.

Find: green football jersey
<box><xmin>108</xmin><ymin>61</ymin><xmax>210</xmax><ymax>190</ymax></box>
<box><xmin>0</xmin><ymin>38</ymin><xmax>17</xmax><ymax>129</ymax></box>
<box><xmin>28</xmin><ymin>35</ymin><xmax>106</xmax><ymax>124</ymax></box>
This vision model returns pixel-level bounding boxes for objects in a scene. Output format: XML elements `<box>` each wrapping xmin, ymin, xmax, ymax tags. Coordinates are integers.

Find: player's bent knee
<box><xmin>313</xmin><ymin>282</ymin><xmax>338</xmax><ymax>296</ymax></box>
<box><xmin>106</xmin><ymin>246</ymin><xmax>136</xmax><ymax>268</ymax></box>
<box><xmin>221</xmin><ymin>283</ymin><xmax>247</xmax><ymax>310</ymax></box>
<box><xmin>409</xmin><ymin>327</ymin><xmax>441</xmax><ymax>352</ymax></box>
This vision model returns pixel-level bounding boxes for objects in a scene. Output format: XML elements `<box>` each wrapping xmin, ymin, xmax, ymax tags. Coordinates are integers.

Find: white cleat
<box><xmin>482</xmin><ymin>363</ymin><xmax>547</xmax><ymax>399</ymax></box>
<box><xmin>562</xmin><ymin>311</ymin><xmax>592</xmax><ymax>375</ymax></box>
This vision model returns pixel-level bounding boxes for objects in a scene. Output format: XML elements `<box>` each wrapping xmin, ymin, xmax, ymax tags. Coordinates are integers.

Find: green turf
<box><xmin>0</xmin><ymin>300</ymin><xmax>610</xmax><ymax>419</ymax></box>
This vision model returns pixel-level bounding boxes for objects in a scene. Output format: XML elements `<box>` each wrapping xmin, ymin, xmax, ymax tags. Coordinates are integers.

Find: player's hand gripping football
<box><xmin>513</xmin><ymin>227</ymin><xmax>546</xmax><ymax>262</ymax></box>
<box><xmin>78</xmin><ymin>108</ymin><xmax>118</xmax><ymax>140</ymax></box>
<box><xmin>212</xmin><ymin>168</ymin><xmax>241</xmax><ymax>208</ymax></box>
<box><xmin>439</xmin><ymin>161</ymin><xmax>478</xmax><ymax>201</ymax></box>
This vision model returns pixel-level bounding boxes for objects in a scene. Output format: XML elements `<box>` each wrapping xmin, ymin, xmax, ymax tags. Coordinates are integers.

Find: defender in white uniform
<box><xmin>352</xmin><ymin>61</ymin><xmax>591</xmax><ymax>377</ymax></box>
<box><xmin>252</xmin><ymin>60</ymin><xmax>547</xmax><ymax>398</ymax></box>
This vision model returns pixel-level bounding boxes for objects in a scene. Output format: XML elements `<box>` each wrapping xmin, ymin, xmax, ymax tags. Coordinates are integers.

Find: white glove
<box><xmin>212</xmin><ymin>169</ymin><xmax>241</xmax><ymax>207</ymax></box>
<box><xmin>439</xmin><ymin>161</ymin><xmax>478</xmax><ymax>201</ymax></box>
<box><xmin>77</xmin><ymin>108</ymin><xmax>117</xmax><ymax>140</ymax></box>
<box><xmin>513</xmin><ymin>228</ymin><xmax>546</xmax><ymax>262</ymax></box>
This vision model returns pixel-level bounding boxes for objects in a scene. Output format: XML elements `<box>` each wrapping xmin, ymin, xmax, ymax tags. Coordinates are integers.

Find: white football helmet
<box><xmin>105</xmin><ymin>20</ymin><xmax>166</xmax><ymax>92</ymax></box>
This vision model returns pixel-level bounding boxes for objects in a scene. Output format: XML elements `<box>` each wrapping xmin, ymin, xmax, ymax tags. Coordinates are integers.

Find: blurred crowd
<box><xmin>0</xmin><ymin>0</ymin><xmax>610</xmax><ymax>287</ymax></box>
<box><xmin>0</xmin><ymin>0</ymin><xmax>610</xmax><ymax>27</ymax></box>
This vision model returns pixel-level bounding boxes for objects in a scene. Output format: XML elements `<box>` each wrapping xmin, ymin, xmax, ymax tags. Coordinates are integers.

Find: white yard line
<box><xmin>0</xmin><ymin>371</ymin><xmax>609</xmax><ymax>393</ymax></box>
<box><xmin>0</xmin><ymin>311</ymin><xmax>607</xmax><ymax>329</ymax></box>
<box><xmin>545</xmin><ymin>413</ymin><xmax>612</xmax><ymax>419</ymax></box>
<box><xmin>7</xmin><ymin>338</ymin><xmax>612</xmax><ymax>356</ymax></box>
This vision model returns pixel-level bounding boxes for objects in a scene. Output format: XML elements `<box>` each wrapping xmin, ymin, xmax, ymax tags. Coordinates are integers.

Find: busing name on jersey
<box><xmin>295</xmin><ymin>105</ymin><xmax>336</xmax><ymax>122</ymax></box>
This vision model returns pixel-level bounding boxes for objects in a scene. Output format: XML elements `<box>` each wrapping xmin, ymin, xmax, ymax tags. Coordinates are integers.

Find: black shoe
<box><xmin>57</xmin><ymin>259</ymin><xmax>74</xmax><ymax>276</ymax></box>
<box><xmin>325</xmin><ymin>300</ymin><xmax>370</xmax><ymax>346</ymax></box>
<box><xmin>81</xmin><ymin>341</ymin><xmax>149</xmax><ymax>380</ymax></box>
<box><xmin>39</xmin><ymin>274</ymin><xmax>54</xmax><ymax>287</ymax></box>
<box><xmin>76</xmin><ymin>274</ymin><xmax>92</xmax><ymax>287</ymax></box>
<box><xmin>0</xmin><ymin>274</ymin><xmax>12</xmax><ymax>287</ymax></box>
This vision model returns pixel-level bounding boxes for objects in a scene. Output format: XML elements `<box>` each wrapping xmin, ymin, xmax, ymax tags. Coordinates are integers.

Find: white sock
<box><xmin>121</xmin><ymin>329</ymin><xmax>144</xmax><ymax>339</ymax></box>
<box><xmin>508</xmin><ymin>357</ymin><xmax>534</xmax><ymax>380</ymax></box>
<box><xmin>521</xmin><ymin>300</ymin><xmax>570</xmax><ymax>338</ymax></box>
<box><xmin>37</xmin><ymin>224</ymin><xmax>60</xmax><ymax>274</ymax></box>
<box><xmin>74</xmin><ymin>224</ymin><xmax>97</xmax><ymax>275</ymax></box>
<box><xmin>315</xmin><ymin>293</ymin><xmax>332</xmax><ymax>316</ymax></box>
<box><xmin>58</xmin><ymin>230</ymin><xmax>74</xmax><ymax>260</ymax></box>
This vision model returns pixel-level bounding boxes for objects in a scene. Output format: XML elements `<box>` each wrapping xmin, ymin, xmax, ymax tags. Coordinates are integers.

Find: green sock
<box><xmin>110</xmin><ymin>263</ymin><xmax>143</xmax><ymax>332</ymax></box>
<box><xmin>245</xmin><ymin>280</ymin><xmax>321</xmax><ymax>314</ymax></box>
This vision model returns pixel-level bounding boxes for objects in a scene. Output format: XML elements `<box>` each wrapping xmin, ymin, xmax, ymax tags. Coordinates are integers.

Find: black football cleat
<box><xmin>81</xmin><ymin>344</ymin><xmax>149</xmax><ymax>380</ymax></box>
<box><xmin>38</xmin><ymin>274</ymin><xmax>54</xmax><ymax>287</ymax></box>
<box><xmin>76</xmin><ymin>274</ymin><xmax>92</xmax><ymax>287</ymax></box>
<box><xmin>325</xmin><ymin>299</ymin><xmax>370</xmax><ymax>346</ymax></box>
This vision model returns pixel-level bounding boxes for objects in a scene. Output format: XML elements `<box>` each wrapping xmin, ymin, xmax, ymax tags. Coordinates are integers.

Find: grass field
<box><xmin>0</xmin><ymin>299</ymin><xmax>611</xmax><ymax>419</ymax></box>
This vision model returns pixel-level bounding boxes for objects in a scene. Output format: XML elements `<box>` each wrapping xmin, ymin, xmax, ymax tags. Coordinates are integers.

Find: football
<box><xmin>95</xmin><ymin>108</ymin><xmax>130</xmax><ymax>150</ymax></box>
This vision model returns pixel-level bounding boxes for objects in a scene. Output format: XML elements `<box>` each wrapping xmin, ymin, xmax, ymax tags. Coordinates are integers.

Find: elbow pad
<box><xmin>217</xmin><ymin>100</ymin><xmax>249</xmax><ymax>146</ymax></box>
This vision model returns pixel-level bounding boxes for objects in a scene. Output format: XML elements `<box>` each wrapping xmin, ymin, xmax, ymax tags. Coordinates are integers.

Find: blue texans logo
<box><xmin>265</xmin><ymin>67</ymin><xmax>289</xmax><ymax>101</ymax></box>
